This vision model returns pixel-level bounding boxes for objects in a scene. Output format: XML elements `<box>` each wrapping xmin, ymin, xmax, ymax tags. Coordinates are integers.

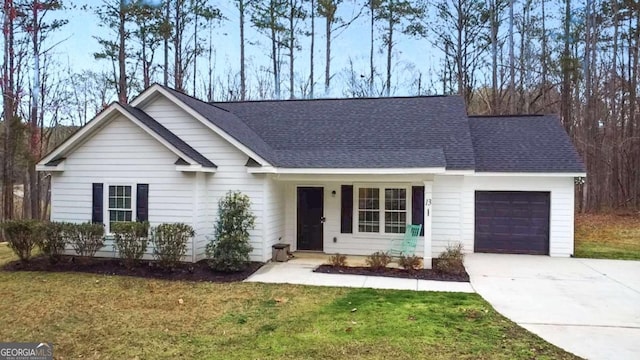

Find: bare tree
<box><xmin>251</xmin><ymin>0</ymin><xmax>288</xmax><ymax>99</ymax></box>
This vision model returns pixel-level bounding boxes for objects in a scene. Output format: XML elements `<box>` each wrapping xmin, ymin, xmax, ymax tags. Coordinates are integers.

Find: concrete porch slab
<box><xmin>245</xmin><ymin>259</ymin><xmax>474</xmax><ymax>293</ymax></box>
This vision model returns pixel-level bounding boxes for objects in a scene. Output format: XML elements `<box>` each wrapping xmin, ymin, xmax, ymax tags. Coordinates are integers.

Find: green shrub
<box><xmin>151</xmin><ymin>223</ymin><xmax>194</xmax><ymax>269</ymax></box>
<box><xmin>39</xmin><ymin>221</ymin><xmax>71</xmax><ymax>262</ymax></box>
<box><xmin>434</xmin><ymin>242</ymin><xmax>466</xmax><ymax>275</ymax></box>
<box><xmin>206</xmin><ymin>191</ymin><xmax>256</xmax><ymax>272</ymax></box>
<box><xmin>398</xmin><ymin>255</ymin><xmax>422</xmax><ymax>271</ymax></box>
<box><xmin>365</xmin><ymin>251</ymin><xmax>392</xmax><ymax>270</ymax></box>
<box><xmin>1</xmin><ymin>220</ymin><xmax>42</xmax><ymax>262</ymax></box>
<box><xmin>68</xmin><ymin>222</ymin><xmax>105</xmax><ymax>257</ymax></box>
<box><xmin>112</xmin><ymin>221</ymin><xmax>149</xmax><ymax>267</ymax></box>
<box><xmin>328</xmin><ymin>253</ymin><xmax>347</xmax><ymax>267</ymax></box>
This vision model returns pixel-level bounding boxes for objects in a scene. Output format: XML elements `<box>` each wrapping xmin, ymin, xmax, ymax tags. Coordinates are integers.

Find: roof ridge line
<box><xmin>211</xmin><ymin>94</ymin><xmax>457</xmax><ymax>104</ymax></box>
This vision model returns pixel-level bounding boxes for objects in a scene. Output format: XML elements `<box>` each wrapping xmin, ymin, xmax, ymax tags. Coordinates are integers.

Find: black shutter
<box><xmin>92</xmin><ymin>183</ymin><xmax>103</xmax><ymax>224</ymax></box>
<box><xmin>340</xmin><ymin>185</ymin><xmax>353</xmax><ymax>233</ymax></box>
<box><xmin>412</xmin><ymin>186</ymin><xmax>425</xmax><ymax>236</ymax></box>
<box><xmin>136</xmin><ymin>184</ymin><xmax>149</xmax><ymax>222</ymax></box>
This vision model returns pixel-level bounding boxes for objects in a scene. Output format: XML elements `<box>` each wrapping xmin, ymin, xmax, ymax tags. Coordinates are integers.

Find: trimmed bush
<box><xmin>434</xmin><ymin>242</ymin><xmax>465</xmax><ymax>275</ymax></box>
<box><xmin>112</xmin><ymin>221</ymin><xmax>149</xmax><ymax>268</ymax></box>
<box><xmin>398</xmin><ymin>255</ymin><xmax>422</xmax><ymax>271</ymax></box>
<box><xmin>1</xmin><ymin>219</ymin><xmax>42</xmax><ymax>262</ymax></box>
<box><xmin>39</xmin><ymin>221</ymin><xmax>71</xmax><ymax>262</ymax></box>
<box><xmin>328</xmin><ymin>253</ymin><xmax>347</xmax><ymax>267</ymax></box>
<box><xmin>365</xmin><ymin>251</ymin><xmax>392</xmax><ymax>270</ymax></box>
<box><xmin>68</xmin><ymin>222</ymin><xmax>105</xmax><ymax>257</ymax></box>
<box><xmin>206</xmin><ymin>191</ymin><xmax>256</xmax><ymax>272</ymax></box>
<box><xmin>151</xmin><ymin>223</ymin><xmax>194</xmax><ymax>269</ymax></box>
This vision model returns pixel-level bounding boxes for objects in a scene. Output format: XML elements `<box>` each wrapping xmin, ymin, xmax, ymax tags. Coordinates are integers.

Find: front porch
<box><xmin>245</xmin><ymin>252</ymin><xmax>474</xmax><ymax>292</ymax></box>
<box><xmin>273</xmin><ymin>173</ymin><xmax>436</xmax><ymax>268</ymax></box>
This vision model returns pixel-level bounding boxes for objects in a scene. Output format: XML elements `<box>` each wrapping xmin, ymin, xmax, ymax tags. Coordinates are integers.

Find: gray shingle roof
<box><xmin>149</xmin><ymin>86</ymin><xmax>584</xmax><ymax>173</ymax></box>
<box><xmin>214</xmin><ymin>96</ymin><xmax>475</xmax><ymax>169</ymax></box>
<box><xmin>468</xmin><ymin>115</ymin><xmax>585</xmax><ymax>173</ymax></box>
<box><xmin>122</xmin><ymin>105</ymin><xmax>216</xmax><ymax>168</ymax></box>
<box><xmin>273</xmin><ymin>148</ymin><xmax>446</xmax><ymax>168</ymax></box>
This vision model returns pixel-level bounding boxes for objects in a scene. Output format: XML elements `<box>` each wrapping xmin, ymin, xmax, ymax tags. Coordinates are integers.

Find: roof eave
<box><xmin>471</xmin><ymin>171</ymin><xmax>587</xmax><ymax>177</ymax></box>
<box><xmin>247</xmin><ymin>167</ymin><xmax>447</xmax><ymax>175</ymax></box>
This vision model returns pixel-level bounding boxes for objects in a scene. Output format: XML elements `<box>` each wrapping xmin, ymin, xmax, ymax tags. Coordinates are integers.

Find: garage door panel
<box><xmin>474</xmin><ymin>191</ymin><xmax>550</xmax><ymax>255</ymax></box>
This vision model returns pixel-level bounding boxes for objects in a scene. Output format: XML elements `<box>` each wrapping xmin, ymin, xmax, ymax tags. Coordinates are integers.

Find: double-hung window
<box><xmin>384</xmin><ymin>188</ymin><xmax>407</xmax><ymax>233</ymax></box>
<box><xmin>108</xmin><ymin>185</ymin><xmax>133</xmax><ymax>231</ymax></box>
<box><xmin>357</xmin><ymin>186</ymin><xmax>408</xmax><ymax>234</ymax></box>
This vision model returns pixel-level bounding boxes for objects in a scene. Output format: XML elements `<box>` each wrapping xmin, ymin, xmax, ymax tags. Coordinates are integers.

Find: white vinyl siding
<box><xmin>50</xmin><ymin>114</ymin><xmax>196</xmax><ymax>261</ymax></box>
<box><xmin>141</xmin><ymin>96</ymin><xmax>268</xmax><ymax>261</ymax></box>
<box><xmin>263</xmin><ymin>176</ymin><xmax>286</xmax><ymax>259</ymax></box>
<box><xmin>432</xmin><ymin>175</ymin><xmax>465</xmax><ymax>256</ymax></box>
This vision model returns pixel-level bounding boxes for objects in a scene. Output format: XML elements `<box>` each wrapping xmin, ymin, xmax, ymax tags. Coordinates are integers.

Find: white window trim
<box><xmin>353</xmin><ymin>184</ymin><xmax>411</xmax><ymax>237</ymax></box>
<box><xmin>103</xmin><ymin>184</ymin><xmax>137</xmax><ymax>234</ymax></box>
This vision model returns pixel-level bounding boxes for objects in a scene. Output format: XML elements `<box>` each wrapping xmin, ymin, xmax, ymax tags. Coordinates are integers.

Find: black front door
<box><xmin>297</xmin><ymin>187</ymin><xmax>324</xmax><ymax>251</ymax></box>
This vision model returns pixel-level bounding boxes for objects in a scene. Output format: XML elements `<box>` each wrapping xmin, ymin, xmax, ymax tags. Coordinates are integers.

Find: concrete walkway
<box><xmin>465</xmin><ymin>254</ymin><xmax>640</xmax><ymax>360</ymax></box>
<box><xmin>245</xmin><ymin>258</ymin><xmax>474</xmax><ymax>293</ymax></box>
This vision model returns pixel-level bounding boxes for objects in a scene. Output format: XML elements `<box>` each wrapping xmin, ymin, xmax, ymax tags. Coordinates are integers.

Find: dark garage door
<box><xmin>475</xmin><ymin>191</ymin><xmax>550</xmax><ymax>255</ymax></box>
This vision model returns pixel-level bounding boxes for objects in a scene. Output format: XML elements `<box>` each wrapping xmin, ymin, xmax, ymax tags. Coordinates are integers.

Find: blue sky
<box><xmin>49</xmin><ymin>0</ymin><xmax>443</xmax><ymax>98</ymax></box>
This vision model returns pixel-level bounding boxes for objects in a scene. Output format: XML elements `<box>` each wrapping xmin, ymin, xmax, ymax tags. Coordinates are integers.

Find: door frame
<box><xmin>295</xmin><ymin>185</ymin><xmax>325</xmax><ymax>252</ymax></box>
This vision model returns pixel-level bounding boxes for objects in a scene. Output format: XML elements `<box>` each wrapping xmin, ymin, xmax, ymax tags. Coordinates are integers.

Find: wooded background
<box><xmin>1</xmin><ymin>0</ymin><xmax>638</xmax><ymax>221</ymax></box>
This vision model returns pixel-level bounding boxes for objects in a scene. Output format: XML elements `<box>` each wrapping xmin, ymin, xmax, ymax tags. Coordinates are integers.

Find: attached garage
<box><xmin>474</xmin><ymin>191</ymin><xmax>550</xmax><ymax>255</ymax></box>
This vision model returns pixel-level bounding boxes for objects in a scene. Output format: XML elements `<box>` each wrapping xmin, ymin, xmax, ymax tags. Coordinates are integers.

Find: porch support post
<box><xmin>423</xmin><ymin>181</ymin><xmax>433</xmax><ymax>269</ymax></box>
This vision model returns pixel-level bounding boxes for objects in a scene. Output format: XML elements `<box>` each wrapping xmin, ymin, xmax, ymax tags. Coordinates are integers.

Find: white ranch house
<box><xmin>37</xmin><ymin>84</ymin><xmax>585</xmax><ymax>268</ymax></box>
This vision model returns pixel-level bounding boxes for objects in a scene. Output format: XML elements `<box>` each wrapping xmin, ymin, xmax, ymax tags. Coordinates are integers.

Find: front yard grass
<box><xmin>575</xmin><ymin>213</ymin><xmax>640</xmax><ymax>260</ymax></box>
<box><xmin>0</xmin><ymin>246</ymin><xmax>578</xmax><ymax>359</ymax></box>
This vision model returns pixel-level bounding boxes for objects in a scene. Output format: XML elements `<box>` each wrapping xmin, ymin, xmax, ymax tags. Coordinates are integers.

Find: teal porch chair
<box><xmin>388</xmin><ymin>224</ymin><xmax>422</xmax><ymax>257</ymax></box>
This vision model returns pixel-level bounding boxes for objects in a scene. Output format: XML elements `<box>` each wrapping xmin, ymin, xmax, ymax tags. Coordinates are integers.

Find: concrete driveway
<box><xmin>465</xmin><ymin>254</ymin><xmax>640</xmax><ymax>360</ymax></box>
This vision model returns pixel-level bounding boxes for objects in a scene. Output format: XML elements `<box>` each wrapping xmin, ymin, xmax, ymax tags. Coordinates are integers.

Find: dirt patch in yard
<box><xmin>2</xmin><ymin>256</ymin><xmax>263</xmax><ymax>282</ymax></box>
<box><xmin>314</xmin><ymin>261</ymin><xmax>469</xmax><ymax>282</ymax></box>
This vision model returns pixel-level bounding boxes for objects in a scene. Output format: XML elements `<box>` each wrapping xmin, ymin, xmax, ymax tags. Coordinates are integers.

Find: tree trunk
<box><xmin>560</xmin><ymin>0</ymin><xmax>572</xmax><ymax>134</ymax></box>
<box><xmin>541</xmin><ymin>0</ymin><xmax>548</xmax><ymax>109</ymax></box>
<box><xmin>309</xmin><ymin>0</ymin><xmax>314</xmax><ymax>98</ymax></box>
<box><xmin>118</xmin><ymin>0</ymin><xmax>127</xmax><ymax>103</ymax></box>
<box><xmin>174</xmin><ymin>0</ymin><xmax>183</xmax><ymax>91</ymax></box>
<box><xmin>2</xmin><ymin>0</ymin><xmax>16</xmax><ymax>220</ymax></box>
<box><xmin>289</xmin><ymin>0</ymin><xmax>295</xmax><ymax>99</ymax></box>
<box><xmin>240</xmin><ymin>0</ymin><xmax>246</xmax><ymax>100</ymax></box>
<box><xmin>164</xmin><ymin>0</ymin><xmax>169</xmax><ymax>86</ymax></box>
<box><xmin>508</xmin><ymin>0</ymin><xmax>514</xmax><ymax>113</ymax></box>
<box><xmin>385</xmin><ymin>1</ymin><xmax>393</xmax><ymax>97</ymax></box>
<box><xmin>193</xmin><ymin>2</ymin><xmax>198</xmax><ymax>96</ymax></box>
<box><xmin>29</xmin><ymin>0</ymin><xmax>40</xmax><ymax>219</ymax></box>
<box><xmin>369</xmin><ymin>0</ymin><xmax>374</xmax><ymax>93</ymax></box>
<box><xmin>490</xmin><ymin>0</ymin><xmax>498</xmax><ymax>114</ymax></box>
<box><xmin>142</xmin><ymin>26</ymin><xmax>150</xmax><ymax>88</ymax></box>
<box><xmin>271</xmin><ymin>2</ymin><xmax>280</xmax><ymax>99</ymax></box>
<box><xmin>325</xmin><ymin>7</ymin><xmax>331</xmax><ymax>94</ymax></box>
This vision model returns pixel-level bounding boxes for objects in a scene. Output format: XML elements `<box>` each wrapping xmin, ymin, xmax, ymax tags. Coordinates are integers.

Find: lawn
<box><xmin>0</xmin><ymin>246</ymin><xmax>578</xmax><ymax>360</ymax></box>
<box><xmin>575</xmin><ymin>213</ymin><xmax>640</xmax><ymax>260</ymax></box>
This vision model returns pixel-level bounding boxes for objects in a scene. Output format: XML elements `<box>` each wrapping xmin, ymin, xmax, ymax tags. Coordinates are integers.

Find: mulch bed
<box><xmin>314</xmin><ymin>262</ymin><xmax>469</xmax><ymax>282</ymax></box>
<box><xmin>2</xmin><ymin>256</ymin><xmax>264</xmax><ymax>283</ymax></box>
